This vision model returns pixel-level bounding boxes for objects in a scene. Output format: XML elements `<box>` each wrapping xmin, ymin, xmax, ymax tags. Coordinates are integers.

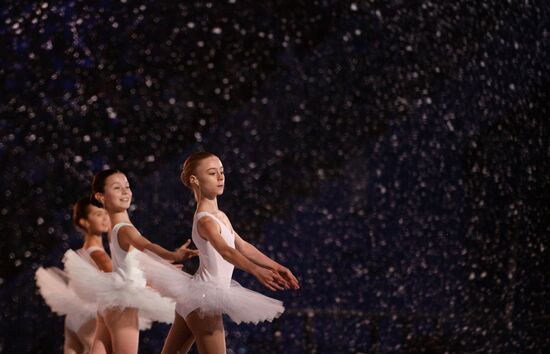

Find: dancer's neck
<box><xmin>109</xmin><ymin>210</ymin><xmax>132</xmax><ymax>226</ymax></box>
<box><xmin>196</xmin><ymin>197</ymin><xmax>218</xmax><ymax>213</ymax></box>
<box><xmin>83</xmin><ymin>233</ymin><xmax>104</xmax><ymax>250</ymax></box>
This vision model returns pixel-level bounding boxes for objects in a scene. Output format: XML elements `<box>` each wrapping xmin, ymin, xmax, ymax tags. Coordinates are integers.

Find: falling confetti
<box><xmin>1</xmin><ymin>1</ymin><xmax>549</xmax><ymax>353</ymax></box>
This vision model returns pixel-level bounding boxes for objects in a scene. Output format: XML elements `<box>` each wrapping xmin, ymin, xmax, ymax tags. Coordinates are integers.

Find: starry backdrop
<box><xmin>1</xmin><ymin>0</ymin><xmax>549</xmax><ymax>353</ymax></box>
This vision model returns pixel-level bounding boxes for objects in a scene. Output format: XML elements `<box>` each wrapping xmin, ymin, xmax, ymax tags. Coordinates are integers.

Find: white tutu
<box><xmin>63</xmin><ymin>249</ymin><xmax>175</xmax><ymax>328</ymax></box>
<box><xmin>137</xmin><ymin>251</ymin><xmax>284</xmax><ymax>324</ymax></box>
<box><xmin>35</xmin><ymin>266</ymin><xmax>96</xmax><ymax>332</ymax></box>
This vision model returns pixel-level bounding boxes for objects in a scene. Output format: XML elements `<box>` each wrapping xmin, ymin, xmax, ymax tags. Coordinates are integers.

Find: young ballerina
<box><xmin>138</xmin><ymin>151</ymin><xmax>300</xmax><ymax>354</ymax></box>
<box><xmin>35</xmin><ymin>196</ymin><xmax>111</xmax><ymax>354</ymax></box>
<box><xmin>64</xmin><ymin>169</ymin><xmax>198</xmax><ymax>354</ymax></box>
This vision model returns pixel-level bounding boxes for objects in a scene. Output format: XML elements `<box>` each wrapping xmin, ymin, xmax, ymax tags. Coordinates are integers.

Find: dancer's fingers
<box><xmin>271</xmin><ymin>279</ymin><xmax>285</xmax><ymax>291</ymax></box>
<box><xmin>181</xmin><ymin>239</ymin><xmax>192</xmax><ymax>248</ymax></box>
<box><xmin>271</xmin><ymin>272</ymin><xmax>286</xmax><ymax>290</ymax></box>
<box><xmin>281</xmin><ymin>269</ymin><xmax>300</xmax><ymax>289</ymax></box>
<box><xmin>263</xmin><ymin>280</ymin><xmax>277</xmax><ymax>291</ymax></box>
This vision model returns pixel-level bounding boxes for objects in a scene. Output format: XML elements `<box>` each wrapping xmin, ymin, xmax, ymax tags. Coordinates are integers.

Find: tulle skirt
<box><xmin>137</xmin><ymin>251</ymin><xmax>284</xmax><ymax>324</ymax></box>
<box><xmin>63</xmin><ymin>249</ymin><xmax>175</xmax><ymax>328</ymax></box>
<box><xmin>35</xmin><ymin>266</ymin><xmax>96</xmax><ymax>332</ymax></box>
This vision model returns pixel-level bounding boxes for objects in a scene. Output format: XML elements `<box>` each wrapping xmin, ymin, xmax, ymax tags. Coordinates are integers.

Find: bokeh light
<box><xmin>1</xmin><ymin>1</ymin><xmax>549</xmax><ymax>353</ymax></box>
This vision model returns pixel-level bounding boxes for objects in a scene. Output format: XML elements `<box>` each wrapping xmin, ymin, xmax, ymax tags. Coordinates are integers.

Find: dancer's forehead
<box><xmin>87</xmin><ymin>204</ymin><xmax>107</xmax><ymax>215</ymax></box>
<box><xmin>105</xmin><ymin>172</ymin><xmax>129</xmax><ymax>186</ymax></box>
<box><xmin>198</xmin><ymin>156</ymin><xmax>223</xmax><ymax>172</ymax></box>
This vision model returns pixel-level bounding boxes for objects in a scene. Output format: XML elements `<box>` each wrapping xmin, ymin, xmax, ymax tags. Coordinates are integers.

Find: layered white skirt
<box><xmin>137</xmin><ymin>252</ymin><xmax>284</xmax><ymax>324</ymax></box>
<box><xmin>63</xmin><ymin>249</ymin><xmax>175</xmax><ymax>328</ymax></box>
<box><xmin>35</xmin><ymin>266</ymin><xmax>96</xmax><ymax>332</ymax></box>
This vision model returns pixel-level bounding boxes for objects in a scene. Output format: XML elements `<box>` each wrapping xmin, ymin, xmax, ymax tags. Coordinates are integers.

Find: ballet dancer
<box><xmin>64</xmin><ymin>169</ymin><xmax>198</xmax><ymax>354</ymax></box>
<box><xmin>138</xmin><ymin>151</ymin><xmax>300</xmax><ymax>354</ymax></box>
<box><xmin>36</xmin><ymin>196</ymin><xmax>111</xmax><ymax>354</ymax></box>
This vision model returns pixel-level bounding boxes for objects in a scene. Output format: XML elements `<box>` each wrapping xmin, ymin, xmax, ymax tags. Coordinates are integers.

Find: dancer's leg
<box><xmin>185</xmin><ymin>311</ymin><xmax>225</xmax><ymax>354</ymax></box>
<box><xmin>63</xmin><ymin>325</ymin><xmax>83</xmax><ymax>354</ymax></box>
<box><xmin>76</xmin><ymin>318</ymin><xmax>96</xmax><ymax>353</ymax></box>
<box><xmin>104</xmin><ymin>307</ymin><xmax>139</xmax><ymax>354</ymax></box>
<box><xmin>161</xmin><ymin>312</ymin><xmax>195</xmax><ymax>354</ymax></box>
<box><xmin>90</xmin><ymin>313</ymin><xmax>111</xmax><ymax>354</ymax></box>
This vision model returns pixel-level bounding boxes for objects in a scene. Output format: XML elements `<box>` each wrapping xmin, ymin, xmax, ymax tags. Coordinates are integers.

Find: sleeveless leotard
<box><xmin>63</xmin><ymin>224</ymin><xmax>176</xmax><ymax>327</ymax></box>
<box><xmin>137</xmin><ymin>212</ymin><xmax>284</xmax><ymax>324</ymax></box>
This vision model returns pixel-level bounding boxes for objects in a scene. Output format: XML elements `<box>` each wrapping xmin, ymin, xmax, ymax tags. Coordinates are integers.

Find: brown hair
<box><xmin>180</xmin><ymin>151</ymin><xmax>216</xmax><ymax>188</ymax></box>
<box><xmin>91</xmin><ymin>169</ymin><xmax>122</xmax><ymax>206</ymax></box>
<box><xmin>72</xmin><ymin>196</ymin><xmax>95</xmax><ymax>231</ymax></box>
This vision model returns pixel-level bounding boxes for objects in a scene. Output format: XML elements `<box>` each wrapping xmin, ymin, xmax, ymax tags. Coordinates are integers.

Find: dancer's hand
<box><xmin>273</xmin><ymin>265</ymin><xmax>300</xmax><ymax>289</ymax></box>
<box><xmin>174</xmin><ymin>239</ymin><xmax>199</xmax><ymax>261</ymax></box>
<box><xmin>254</xmin><ymin>267</ymin><xmax>286</xmax><ymax>291</ymax></box>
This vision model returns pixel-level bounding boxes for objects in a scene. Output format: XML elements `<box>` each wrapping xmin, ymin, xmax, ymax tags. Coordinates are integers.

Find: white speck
<box><xmin>446</xmin><ymin>121</ymin><xmax>455</xmax><ymax>132</ymax></box>
<box><xmin>83</xmin><ymin>135</ymin><xmax>90</xmax><ymax>142</ymax></box>
<box><xmin>107</xmin><ymin>107</ymin><xmax>117</xmax><ymax>119</ymax></box>
<box><xmin>350</xmin><ymin>3</ymin><xmax>358</xmax><ymax>11</ymax></box>
<box><xmin>37</xmin><ymin>217</ymin><xmax>44</xmax><ymax>225</ymax></box>
<box><xmin>212</xmin><ymin>27</ymin><xmax>222</xmax><ymax>34</ymax></box>
<box><xmin>187</xmin><ymin>22</ymin><xmax>195</xmax><ymax>28</ymax></box>
<box><xmin>146</xmin><ymin>155</ymin><xmax>155</xmax><ymax>162</ymax></box>
<box><xmin>292</xmin><ymin>115</ymin><xmax>302</xmax><ymax>122</ymax></box>
<box><xmin>74</xmin><ymin>155</ymin><xmax>82</xmax><ymax>163</ymax></box>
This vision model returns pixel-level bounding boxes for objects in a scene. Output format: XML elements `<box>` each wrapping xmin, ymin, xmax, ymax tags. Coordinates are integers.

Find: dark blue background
<box><xmin>1</xmin><ymin>1</ymin><xmax>549</xmax><ymax>352</ymax></box>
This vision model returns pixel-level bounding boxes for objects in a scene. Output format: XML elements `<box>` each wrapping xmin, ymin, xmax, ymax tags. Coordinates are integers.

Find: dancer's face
<box><xmin>97</xmin><ymin>173</ymin><xmax>133</xmax><ymax>213</ymax></box>
<box><xmin>194</xmin><ymin>156</ymin><xmax>225</xmax><ymax>198</ymax></box>
<box><xmin>82</xmin><ymin>204</ymin><xmax>110</xmax><ymax>234</ymax></box>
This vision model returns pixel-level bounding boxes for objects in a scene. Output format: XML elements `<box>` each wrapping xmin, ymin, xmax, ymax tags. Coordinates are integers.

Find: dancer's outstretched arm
<box><xmin>234</xmin><ymin>233</ymin><xmax>300</xmax><ymax>289</ymax></box>
<box><xmin>118</xmin><ymin>225</ymin><xmax>198</xmax><ymax>262</ymax></box>
<box><xmin>197</xmin><ymin>216</ymin><xmax>286</xmax><ymax>291</ymax></box>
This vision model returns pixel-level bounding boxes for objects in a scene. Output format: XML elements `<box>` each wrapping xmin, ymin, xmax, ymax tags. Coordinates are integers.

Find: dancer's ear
<box><xmin>81</xmin><ymin>218</ymin><xmax>90</xmax><ymax>231</ymax></box>
<box><xmin>93</xmin><ymin>192</ymin><xmax>105</xmax><ymax>205</ymax></box>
